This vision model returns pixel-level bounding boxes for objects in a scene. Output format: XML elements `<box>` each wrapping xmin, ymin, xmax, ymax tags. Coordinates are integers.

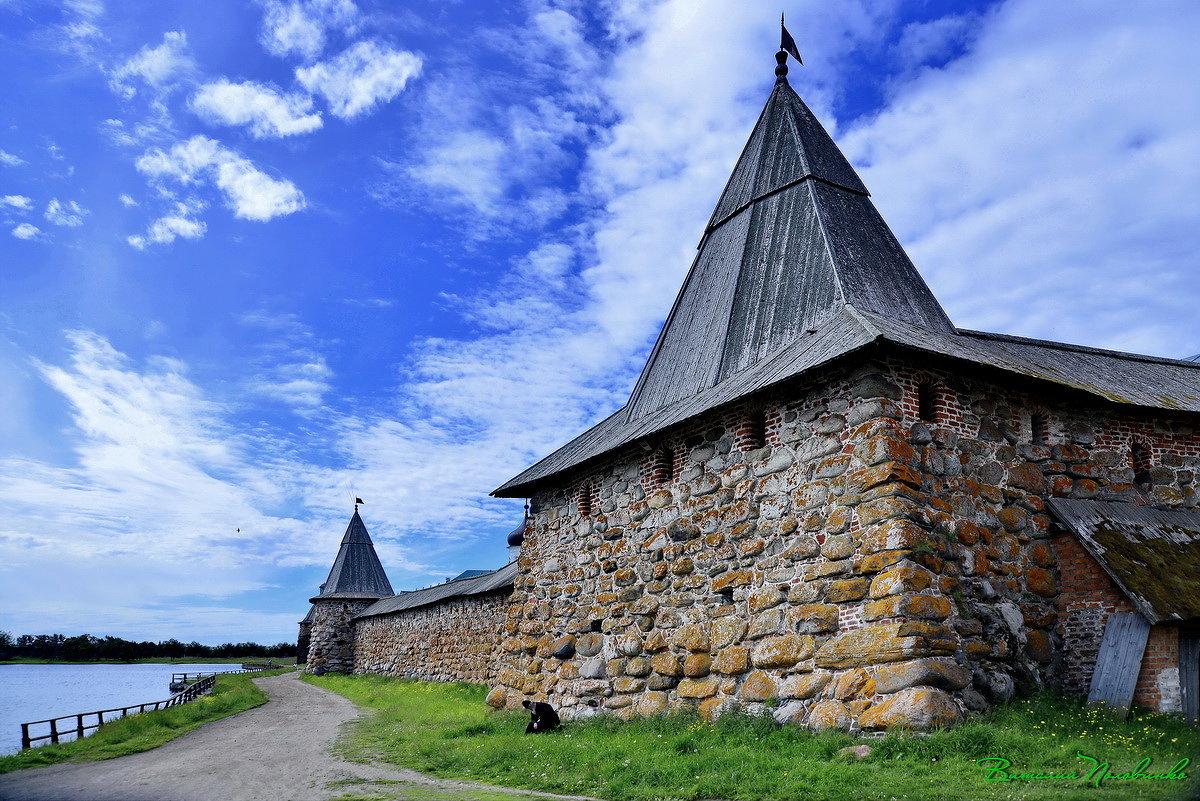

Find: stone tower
<box><xmin>304</xmin><ymin>508</ymin><xmax>394</xmax><ymax>673</ymax></box>
<box><xmin>488</xmin><ymin>45</ymin><xmax>1200</xmax><ymax>728</ymax></box>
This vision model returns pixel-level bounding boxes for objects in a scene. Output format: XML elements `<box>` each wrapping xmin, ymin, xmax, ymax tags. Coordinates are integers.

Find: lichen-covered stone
<box><xmin>678</xmin><ymin>677</ymin><xmax>720</xmax><ymax>699</ymax></box>
<box><xmin>650</xmin><ymin>652</ymin><xmax>682</xmax><ymax>677</ymax></box>
<box><xmin>674</xmin><ymin>624</ymin><xmax>711</xmax><ymax>653</ymax></box>
<box><xmin>712</xmin><ymin>646</ymin><xmax>750</xmax><ymax>675</ymax></box>
<box><xmin>634</xmin><ymin>691</ymin><xmax>668</xmax><ymax>717</ymax></box>
<box><xmin>711</xmin><ymin>617</ymin><xmax>748</xmax><ymax>649</ymax></box>
<box><xmin>807</xmin><ymin>699</ymin><xmax>852</xmax><ymax>731</ymax></box>
<box><xmin>790</xmin><ymin>603</ymin><xmax>839</xmax><ymax>633</ymax></box>
<box><xmin>683</xmin><ymin>653</ymin><xmax>713</xmax><ymax>678</ymax></box>
<box><xmin>779</xmin><ymin>672</ymin><xmax>830</xmax><ymax>699</ymax></box>
<box><xmin>857</xmin><ymin>687</ymin><xmax>962</xmax><ymax>730</ymax></box>
<box><xmin>752</xmin><ymin>635</ymin><xmax>808</xmax><ymax>668</ymax></box>
<box><xmin>872</xmin><ymin>658</ymin><xmax>971</xmax><ymax>694</ymax></box>
<box><xmin>739</xmin><ymin>670</ymin><xmax>777</xmax><ymax>701</ymax></box>
<box><xmin>815</xmin><ymin>624</ymin><xmax>946</xmax><ymax>669</ymax></box>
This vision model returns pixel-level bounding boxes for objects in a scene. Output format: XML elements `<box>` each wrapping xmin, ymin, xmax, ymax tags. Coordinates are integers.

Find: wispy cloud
<box><xmin>44</xmin><ymin>199</ymin><xmax>88</xmax><ymax>226</ymax></box>
<box><xmin>136</xmin><ymin>135</ymin><xmax>305</xmax><ymax>222</ymax></box>
<box><xmin>128</xmin><ymin>200</ymin><xmax>207</xmax><ymax>249</ymax></box>
<box><xmin>190</xmin><ymin>79</ymin><xmax>323</xmax><ymax>138</ymax></box>
<box><xmin>239</xmin><ymin>311</ymin><xmax>333</xmax><ymax>410</ymax></box>
<box><xmin>0</xmin><ymin>331</ymin><xmax>426</xmax><ymax>640</ymax></box>
<box><xmin>118</xmin><ymin>193</ymin><xmax>138</xmax><ymax>207</ymax></box>
<box><xmin>841</xmin><ymin>0</ymin><xmax>1200</xmax><ymax>356</ymax></box>
<box><xmin>109</xmin><ymin>31</ymin><xmax>197</xmax><ymax>99</ymax></box>
<box><xmin>0</xmin><ymin>150</ymin><xmax>24</xmax><ymax>166</ymax></box>
<box><xmin>296</xmin><ymin>40</ymin><xmax>421</xmax><ymax>119</ymax></box>
<box><xmin>260</xmin><ymin>0</ymin><xmax>358</xmax><ymax>62</ymax></box>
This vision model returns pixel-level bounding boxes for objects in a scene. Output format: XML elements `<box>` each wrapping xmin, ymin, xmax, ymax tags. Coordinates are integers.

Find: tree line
<box><xmin>0</xmin><ymin>631</ymin><xmax>294</xmax><ymax>662</ymax></box>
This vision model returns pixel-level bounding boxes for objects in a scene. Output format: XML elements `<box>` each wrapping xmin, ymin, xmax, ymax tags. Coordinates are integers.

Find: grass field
<box><xmin>306</xmin><ymin>674</ymin><xmax>1200</xmax><ymax>801</ymax></box>
<box><xmin>0</xmin><ymin>668</ymin><xmax>294</xmax><ymax>774</ymax></box>
<box><xmin>0</xmin><ymin>656</ymin><xmax>296</xmax><ymax>665</ymax></box>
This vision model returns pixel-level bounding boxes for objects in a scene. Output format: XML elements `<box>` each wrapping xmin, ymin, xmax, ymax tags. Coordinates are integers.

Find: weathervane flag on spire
<box><xmin>780</xmin><ymin>14</ymin><xmax>802</xmax><ymax>64</ymax></box>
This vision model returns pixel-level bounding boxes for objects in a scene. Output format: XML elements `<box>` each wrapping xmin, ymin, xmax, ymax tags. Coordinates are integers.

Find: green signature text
<box><xmin>977</xmin><ymin>753</ymin><xmax>1190</xmax><ymax>787</ymax></box>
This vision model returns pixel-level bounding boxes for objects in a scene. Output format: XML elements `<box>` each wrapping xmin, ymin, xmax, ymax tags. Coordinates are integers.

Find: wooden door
<box><xmin>1181</xmin><ymin>629</ymin><xmax>1199</xmax><ymax>724</ymax></box>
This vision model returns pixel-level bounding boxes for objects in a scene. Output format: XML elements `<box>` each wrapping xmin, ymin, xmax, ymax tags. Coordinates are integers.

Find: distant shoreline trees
<box><xmin>0</xmin><ymin>631</ymin><xmax>293</xmax><ymax>661</ymax></box>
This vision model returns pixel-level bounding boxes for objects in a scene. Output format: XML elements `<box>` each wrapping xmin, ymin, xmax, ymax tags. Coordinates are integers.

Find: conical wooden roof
<box><xmin>625</xmin><ymin>75</ymin><xmax>952</xmax><ymax>419</ymax></box>
<box><xmin>312</xmin><ymin>510</ymin><xmax>394</xmax><ymax>600</ymax></box>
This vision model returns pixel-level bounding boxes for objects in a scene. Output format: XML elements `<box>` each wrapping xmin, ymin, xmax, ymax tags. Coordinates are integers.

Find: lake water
<box><xmin>0</xmin><ymin>663</ymin><xmax>252</xmax><ymax>755</ymax></box>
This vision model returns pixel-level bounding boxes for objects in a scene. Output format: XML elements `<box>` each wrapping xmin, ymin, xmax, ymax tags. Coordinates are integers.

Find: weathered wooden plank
<box><xmin>1088</xmin><ymin>612</ymin><xmax>1151</xmax><ymax>717</ymax></box>
<box><xmin>1180</xmin><ymin>632</ymin><xmax>1199</xmax><ymax>723</ymax></box>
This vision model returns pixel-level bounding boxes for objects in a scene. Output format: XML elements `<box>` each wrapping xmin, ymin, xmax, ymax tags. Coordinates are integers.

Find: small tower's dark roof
<box><xmin>312</xmin><ymin>510</ymin><xmax>394</xmax><ymax>601</ymax></box>
<box><xmin>506</xmin><ymin>517</ymin><xmax>527</xmax><ymax>548</ymax></box>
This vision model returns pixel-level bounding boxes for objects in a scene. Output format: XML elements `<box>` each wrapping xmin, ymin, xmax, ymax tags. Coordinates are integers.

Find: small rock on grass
<box><xmin>837</xmin><ymin>744</ymin><xmax>873</xmax><ymax>760</ymax></box>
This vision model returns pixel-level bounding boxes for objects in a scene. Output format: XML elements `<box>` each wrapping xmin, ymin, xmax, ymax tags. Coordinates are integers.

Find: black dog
<box><xmin>522</xmin><ymin>700</ymin><xmax>561</xmax><ymax>733</ymax></box>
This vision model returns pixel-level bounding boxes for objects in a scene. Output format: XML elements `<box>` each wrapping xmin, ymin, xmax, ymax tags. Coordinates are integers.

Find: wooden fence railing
<box><xmin>168</xmin><ymin>667</ymin><xmax>273</xmax><ymax>689</ymax></box>
<box><xmin>19</xmin><ymin>665</ymin><xmax>279</xmax><ymax>750</ymax></box>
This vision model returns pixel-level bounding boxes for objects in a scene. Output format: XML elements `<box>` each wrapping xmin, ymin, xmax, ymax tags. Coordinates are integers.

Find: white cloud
<box><xmin>342</xmin><ymin>297</ymin><xmax>393</xmax><ymax>308</ymax></box>
<box><xmin>56</xmin><ymin>0</ymin><xmax>106</xmax><ymax>59</ymax></box>
<box><xmin>128</xmin><ymin>201</ymin><xmax>207</xmax><ymax>249</ymax></box>
<box><xmin>44</xmin><ymin>199</ymin><xmax>88</xmax><ymax>226</ymax></box>
<box><xmin>296</xmin><ymin>40</ymin><xmax>421</xmax><ymax>119</ymax></box>
<box><xmin>239</xmin><ymin>311</ymin><xmax>334</xmax><ymax>410</ymax></box>
<box><xmin>11</xmin><ymin>223</ymin><xmax>40</xmax><ymax>240</ymax></box>
<box><xmin>260</xmin><ymin>0</ymin><xmax>358</xmax><ymax>61</ymax></box>
<box><xmin>191</xmin><ymin>80</ymin><xmax>323</xmax><ymax>138</ymax></box>
<box><xmin>0</xmin><ymin>150</ymin><xmax>24</xmax><ymax>166</ymax></box>
<box><xmin>405</xmin><ymin>131</ymin><xmax>509</xmax><ymax>217</ymax></box>
<box><xmin>0</xmin><ymin>332</ymin><xmax>394</xmax><ymax>642</ymax></box>
<box><xmin>119</xmin><ymin>193</ymin><xmax>138</xmax><ymax>206</ymax></box>
<box><xmin>109</xmin><ymin>31</ymin><xmax>196</xmax><ymax>99</ymax></box>
<box><xmin>841</xmin><ymin>0</ymin><xmax>1200</xmax><ymax>355</ymax></box>
<box><xmin>136</xmin><ymin>135</ymin><xmax>305</xmax><ymax>221</ymax></box>
<box><xmin>1</xmin><ymin>195</ymin><xmax>32</xmax><ymax>210</ymax></box>
<box><xmin>892</xmin><ymin>14</ymin><xmax>979</xmax><ymax>68</ymax></box>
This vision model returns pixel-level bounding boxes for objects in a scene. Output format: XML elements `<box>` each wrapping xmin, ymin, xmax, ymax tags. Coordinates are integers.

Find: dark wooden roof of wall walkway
<box><xmin>354</xmin><ymin>561</ymin><xmax>517</xmax><ymax>619</ymax></box>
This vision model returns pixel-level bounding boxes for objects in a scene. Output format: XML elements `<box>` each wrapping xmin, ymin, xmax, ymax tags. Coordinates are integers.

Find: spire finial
<box><xmin>778</xmin><ymin>13</ymin><xmax>803</xmax><ymax>80</ymax></box>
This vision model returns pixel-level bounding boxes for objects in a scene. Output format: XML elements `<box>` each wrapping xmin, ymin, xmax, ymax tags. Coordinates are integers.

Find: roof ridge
<box><xmin>959</xmin><ymin>328</ymin><xmax>1200</xmax><ymax>370</ymax></box>
<box><xmin>702</xmin><ymin>173</ymin><xmax>869</xmax><ymax>241</ymax></box>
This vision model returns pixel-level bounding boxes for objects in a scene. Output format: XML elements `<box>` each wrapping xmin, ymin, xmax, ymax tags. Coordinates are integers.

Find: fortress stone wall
<box><xmin>486</xmin><ymin>356</ymin><xmax>1199</xmax><ymax>729</ymax></box>
<box><xmin>353</xmin><ymin>591</ymin><xmax>509</xmax><ymax>684</ymax></box>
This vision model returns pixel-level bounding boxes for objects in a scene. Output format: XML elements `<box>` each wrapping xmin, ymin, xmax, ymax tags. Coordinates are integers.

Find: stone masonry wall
<box><xmin>353</xmin><ymin>591</ymin><xmax>509</xmax><ymax>684</ymax></box>
<box><xmin>307</xmin><ymin>599</ymin><xmax>374</xmax><ymax>673</ymax></box>
<box><xmin>490</xmin><ymin>353</ymin><xmax>1199</xmax><ymax>727</ymax></box>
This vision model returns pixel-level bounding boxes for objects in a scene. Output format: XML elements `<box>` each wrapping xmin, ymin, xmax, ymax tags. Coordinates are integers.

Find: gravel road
<box><xmin>0</xmin><ymin>672</ymin><xmax>590</xmax><ymax>801</ymax></box>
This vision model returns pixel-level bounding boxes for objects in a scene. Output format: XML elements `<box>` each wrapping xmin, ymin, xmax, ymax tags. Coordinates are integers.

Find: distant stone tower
<box><xmin>304</xmin><ymin>508</ymin><xmax>394</xmax><ymax>673</ymax></box>
<box><xmin>296</xmin><ymin>602</ymin><xmax>315</xmax><ymax>665</ymax></box>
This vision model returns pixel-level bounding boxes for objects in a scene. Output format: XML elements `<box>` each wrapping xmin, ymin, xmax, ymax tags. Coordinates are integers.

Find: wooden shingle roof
<box><xmin>1048</xmin><ymin>499</ymin><xmax>1200</xmax><ymax>623</ymax></box>
<box><xmin>312</xmin><ymin>510</ymin><xmax>394</xmax><ymax>600</ymax></box>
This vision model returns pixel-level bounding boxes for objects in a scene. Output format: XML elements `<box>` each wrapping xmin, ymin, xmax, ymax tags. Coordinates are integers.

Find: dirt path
<box><xmin>0</xmin><ymin>672</ymin><xmax>592</xmax><ymax>801</ymax></box>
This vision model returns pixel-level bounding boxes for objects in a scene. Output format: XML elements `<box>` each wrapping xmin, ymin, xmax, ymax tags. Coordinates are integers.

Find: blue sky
<box><xmin>1</xmin><ymin>0</ymin><xmax>1197</xmax><ymax>645</ymax></box>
